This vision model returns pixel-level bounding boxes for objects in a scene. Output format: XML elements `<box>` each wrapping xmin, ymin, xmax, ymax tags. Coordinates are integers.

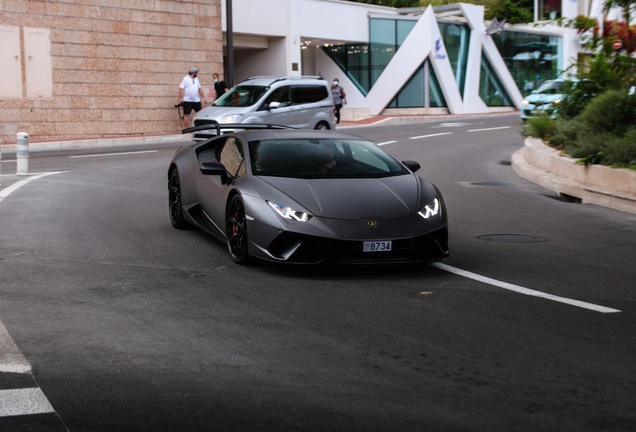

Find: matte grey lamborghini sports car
<box><xmin>168</xmin><ymin>124</ymin><xmax>449</xmax><ymax>266</ymax></box>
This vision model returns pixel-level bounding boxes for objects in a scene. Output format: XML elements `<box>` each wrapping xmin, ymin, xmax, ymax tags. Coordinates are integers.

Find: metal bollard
<box><xmin>16</xmin><ymin>132</ymin><xmax>29</xmax><ymax>176</ymax></box>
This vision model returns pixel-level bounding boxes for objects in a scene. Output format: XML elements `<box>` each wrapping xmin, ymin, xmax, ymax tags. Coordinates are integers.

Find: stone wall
<box><xmin>0</xmin><ymin>0</ymin><xmax>222</xmax><ymax>143</ymax></box>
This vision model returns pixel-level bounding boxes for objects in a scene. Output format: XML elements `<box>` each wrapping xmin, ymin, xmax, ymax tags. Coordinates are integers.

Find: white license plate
<box><xmin>363</xmin><ymin>240</ymin><xmax>392</xmax><ymax>252</ymax></box>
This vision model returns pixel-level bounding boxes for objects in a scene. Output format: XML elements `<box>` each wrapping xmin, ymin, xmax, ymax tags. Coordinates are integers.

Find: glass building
<box><xmin>323</xmin><ymin>17</ymin><xmax>562</xmax><ymax>107</ymax></box>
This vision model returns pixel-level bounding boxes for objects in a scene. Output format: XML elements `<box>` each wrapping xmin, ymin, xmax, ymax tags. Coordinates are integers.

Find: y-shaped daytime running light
<box><xmin>268</xmin><ymin>201</ymin><xmax>312</xmax><ymax>222</ymax></box>
<box><xmin>418</xmin><ymin>198</ymin><xmax>440</xmax><ymax>219</ymax></box>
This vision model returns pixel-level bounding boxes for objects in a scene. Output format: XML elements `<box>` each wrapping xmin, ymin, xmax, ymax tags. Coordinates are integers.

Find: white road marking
<box><xmin>69</xmin><ymin>150</ymin><xmax>159</xmax><ymax>158</ymax></box>
<box><xmin>431</xmin><ymin>122</ymin><xmax>472</xmax><ymax>128</ymax></box>
<box><xmin>430</xmin><ymin>263</ymin><xmax>621</xmax><ymax>314</ymax></box>
<box><xmin>0</xmin><ymin>321</ymin><xmax>31</xmax><ymax>374</ymax></box>
<box><xmin>0</xmin><ymin>160</ymin><xmax>17</xmax><ymax>163</ymax></box>
<box><xmin>467</xmin><ymin>126</ymin><xmax>511</xmax><ymax>132</ymax></box>
<box><xmin>377</xmin><ymin>140</ymin><xmax>397</xmax><ymax>146</ymax></box>
<box><xmin>0</xmin><ymin>171</ymin><xmax>67</xmax><ymax>204</ymax></box>
<box><xmin>409</xmin><ymin>132</ymin><xmax>453</xmax><ymax>140</ymax></box>
<box><xmin>0</xmin><ymin>388</ymin><xmax>55</xmax><ymax>417</ymax></box>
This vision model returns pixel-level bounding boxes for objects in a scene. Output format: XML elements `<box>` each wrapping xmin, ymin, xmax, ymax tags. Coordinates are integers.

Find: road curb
<box><xmin>512</xmin><ymin>137</ymin><xmax>636</xmax><ymax>215</ymax></box>
<box><xmin>0</xmin><ymin>133</ymin><xmax>191</xmax><ymax>153</ymax></box>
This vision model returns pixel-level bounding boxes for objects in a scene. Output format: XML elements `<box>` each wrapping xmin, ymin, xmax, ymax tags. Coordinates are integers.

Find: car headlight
<box><xmin>418</xmin><ymin>197</ymin><xmax>440</xmax><ymax>219</ymax></box>
<box><xmin>267</xmin><ymin>201</ymin><xmax>312</xmax><ymax>222</ymax></box>
<box><xmin>553</xmin><ymin>99</ymin><xmax>561</xmax><ymax>104</ymax></box>
<box><xmin>220</xmin><ymin>114</ymin><xmax>243</xmax><ymax>123</ymax></box>
<box><xmin>522</xmin><ymin>99</ymin><xmax>530</xmax><ymax>105</ymax></box>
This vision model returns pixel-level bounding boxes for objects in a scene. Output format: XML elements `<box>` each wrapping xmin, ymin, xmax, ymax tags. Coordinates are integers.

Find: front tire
<box><xmin>168</xmin><ymin>168</ymin><xmax>189</xmax><ymax>229</ymax></box>
<box><xmin>226</xmin><ymin>195</ymin><xmax>251</xmax><ymax>265</ymax></box>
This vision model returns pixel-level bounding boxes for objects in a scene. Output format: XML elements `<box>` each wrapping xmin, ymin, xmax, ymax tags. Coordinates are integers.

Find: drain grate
<box><xmin>498</xmin><ymin>160</ymin><xmax>512</xmax><ymax>166</ymax></box>
<box><xmin>470</xmin><ymin>182</ymin><xmax>514</xmax><ymax>187</ymax></box>
<box><xmin>478</xmin><ymin>234</ymin><xmax>545</xmax><ymax>243</ymax></box>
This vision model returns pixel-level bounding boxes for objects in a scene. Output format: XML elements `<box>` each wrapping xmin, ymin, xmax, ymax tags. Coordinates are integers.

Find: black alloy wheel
<box><xmin>226</xmin><ymin>195</ymin><xmax>251</xmax><ymax>264</ymax></box>
<box><xmin>168</xmin><ymin>169</ymin><xmax>188</xmax><ymax>229</ymax></box>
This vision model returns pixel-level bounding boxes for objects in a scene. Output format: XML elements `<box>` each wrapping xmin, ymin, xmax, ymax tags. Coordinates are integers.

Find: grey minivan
<box><xmin>192</xmin><ymin>76</ymin><xmax>334</xmax><ymax>140</ymax></box>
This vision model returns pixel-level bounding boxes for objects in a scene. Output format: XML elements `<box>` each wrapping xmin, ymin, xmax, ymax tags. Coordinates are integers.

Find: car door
<box><xmin>196</xmin><ymin>136</ymin><xmax>247</xmax><ymax>234</ymax></box>
<box><xmin>291</xmin><ymin>85</ymin><xmax>330</xmax><ymax>129</ymax></box>
<box><xmin>255</xmin><ymin>85</ymin><xmax>298</xmax><ymax>127</ymax></box>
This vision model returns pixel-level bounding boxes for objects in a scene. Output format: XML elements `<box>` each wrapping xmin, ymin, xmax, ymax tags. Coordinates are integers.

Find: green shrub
<box><xmin>555</xmin><ymin>80</ymin><xmax>602</xmax><ymax>119</ymax></box>
<box><xmin>547</xmin><ymin>118</ymin><xmax>582</xmax><ymax>148</ymax></box>
<box><xmin>565</xmin><ymin>131</ymin><xmax>605</xmax><ymax>159</ymax></box>
<box><xmin>602</xmin><ymin>129</ymin><xmax>636</xmax><ymax>168</ymax></box>
<box><xmin>523</xmin><ymin>115</ymin><xmax>557</xmax><ymax>141</ymax></box>
<box><xmin>579</xmin><ymin>90</ymin><xmax>636</xmax><ymax>137</ymax></box>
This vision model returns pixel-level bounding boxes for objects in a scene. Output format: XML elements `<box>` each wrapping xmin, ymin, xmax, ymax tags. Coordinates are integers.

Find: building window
<box><xmin>24</xmin><ymin>27</ymin><xmax>53</xmax><ymax>100</ymax></box>
<box><xmin>491</xmin><ymin>31</ymin><xmax>561</xmax><ymax>97</ymax></box>
<box><xmin>0</xmin><ymin>25</ymin><xmax>23</xmax><ymax>99</ymax></box>
<box><xmin>370</xmin><ymin>19</ymin><xmax>396</xmax><ymax>89</ymax></box>
<box><xmin>439</xmin><ymin>22</ymin><xmax>471</xmax><ymax>98</ymax></box>
<box><xmin>539</xmin><ymin>0</ymin><xmax>562</xmax><ymax>20</ymax></box>
<box><xmin>480</xmin><ymin>54</ymin><xmax>514</xmax><ymax>106</ymax></box>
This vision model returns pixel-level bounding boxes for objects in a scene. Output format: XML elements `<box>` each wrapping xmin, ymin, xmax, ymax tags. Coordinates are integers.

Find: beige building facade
<box><xmin>0</xmin><ymin>0</ymin><xmax>222</xmax><ymax>143</ymax></box>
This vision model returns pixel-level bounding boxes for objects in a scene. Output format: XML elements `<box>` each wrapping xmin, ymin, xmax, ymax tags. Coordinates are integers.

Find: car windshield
<box><xmin>535</xmin><ymin>81</ymin><xmax>564</xmax><ymax>95</ymax></box>
<box><xmin>213</xmin><ymin>85</ymin><xmax>269</xmax><ymax>107</ymax></box>
<box><xmin>249</xmin><ymin>139</ymin><xmax>409</xmax><ymax>179</ymax></box>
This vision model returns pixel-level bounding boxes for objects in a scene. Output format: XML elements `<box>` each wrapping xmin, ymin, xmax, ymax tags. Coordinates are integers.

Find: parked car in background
<box><xmin>521</xmin><ymin>79</ymin><xmax>568</xmax><ymax>121</ymax></box>
<box><xmin>191</xmin><ymin>76</ymin><xmax>334</xmax><ymax>140</ymax></box>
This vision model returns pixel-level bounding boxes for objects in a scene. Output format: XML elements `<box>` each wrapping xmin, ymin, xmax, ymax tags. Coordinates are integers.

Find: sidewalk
<box><xmin>338</xmin><ymin>111</ymin><xmax>520</xmax><ymax>127</ymax></box>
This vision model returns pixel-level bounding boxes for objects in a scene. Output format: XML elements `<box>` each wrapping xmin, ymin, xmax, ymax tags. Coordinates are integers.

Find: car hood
<box><xmin>195</xmin><ymin>105</ymin><xmax>248</xmax><ymax>121</ymax></box>
<box><xmin>261</xmin><ymin>175</ymin><xmax>420</xmax><ymax>220</ymax></box>
<box><xmin>525</xmin><ymin>93</ymin><xmax>564</xmax><ymax>104</ymax></box>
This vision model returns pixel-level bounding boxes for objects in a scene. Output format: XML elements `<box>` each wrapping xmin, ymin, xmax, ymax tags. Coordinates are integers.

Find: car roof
<box><xmin>225</xmin><ymin>129</ymin><xmax>367</xmax><ymax>142</ymax></box>
<box><xmin>237</xmin><ymin>76</ymin><xmax>328</xmax><ymax>87</ymax></box>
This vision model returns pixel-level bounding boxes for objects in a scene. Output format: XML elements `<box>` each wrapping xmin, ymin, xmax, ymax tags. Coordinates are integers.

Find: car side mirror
<box><xmin>200</xmin><ymin>161</ymin><xmax>228</xmax><ymax>183</ymax></box>
<box><xmin>531</xmin><ymin>90</ymin><xmax>537</xmax><ymax>94</ymax></box>
<box><xmin>268</xmin><ymin>101</ymin><xmax>281</xmax><ymax>110</ymax></box>
<box><xmin>200</xmin><ymin>161</ymin><xmax>225</xmax><ymax>175</ymax></box>
<box><xmin>402</xmin><ymin>160</ymin><xmax>420</xmax><ymax>173</ymax></box>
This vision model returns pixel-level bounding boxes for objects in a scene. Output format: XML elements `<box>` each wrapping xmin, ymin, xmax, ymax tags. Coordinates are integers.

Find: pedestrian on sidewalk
<box><xmin>331</xmin><ymin>79</ymin><xmax>346</xmax><ymax>125</ymax></box>
<box><xmin>213</xmin><ymin>73</ymin><xmax>228</xmax><ymax>101</ymax></box>
<box><xmin>179</xmin><ymin>67</ymin><xmax>207</xmax><ymax>129</ymax></box>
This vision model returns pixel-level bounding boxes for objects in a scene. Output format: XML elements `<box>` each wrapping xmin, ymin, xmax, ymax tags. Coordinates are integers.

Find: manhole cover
<box><xmin>470</xmin><ymin>181</ymin><xmax>514</xmax><ymax>186</ymax></box>
<box><xmin>478</xmin><ymin>234</ymin><xmax>545</xmax><ymax>243</ymax></box>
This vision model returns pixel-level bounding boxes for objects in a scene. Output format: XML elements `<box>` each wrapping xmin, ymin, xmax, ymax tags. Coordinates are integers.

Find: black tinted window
<box><xmin>292</xmin><ymin>86</ymin><xmax>329</xmax><ymax>104</ymax></box>
<box><xmin>249</xmin><ymin>139</ymin><xmax>408</xmax><ymax>179</ymax></box>
<box><xmin>263</xmin><ymin>86</ymin><xmax>291</xmax><ymax>107</ymax></box>
<box><xmin>213</xmin><ymin>86</ymin><xmax>269</xmax><ymax>107</ymax></box>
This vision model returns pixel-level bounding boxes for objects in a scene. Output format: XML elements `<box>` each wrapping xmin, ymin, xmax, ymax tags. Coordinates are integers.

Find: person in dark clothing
<box><xmin>213</xmin><ymin>73</ymin><xmax>228</xmax><ymax>100</ymax></box>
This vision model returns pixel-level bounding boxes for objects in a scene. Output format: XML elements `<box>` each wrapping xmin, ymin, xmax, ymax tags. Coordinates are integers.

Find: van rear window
<box><xmin>292</xmin><ymin>86</ymin><xmax>329</xmax><ymax>104</ymax></box>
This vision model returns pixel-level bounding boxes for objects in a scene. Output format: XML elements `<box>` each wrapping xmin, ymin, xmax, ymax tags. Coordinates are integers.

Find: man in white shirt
<box><xmin>179</xmin><ymin>67</ymin><xmax>208</xmax><ymax>129</ymax></box>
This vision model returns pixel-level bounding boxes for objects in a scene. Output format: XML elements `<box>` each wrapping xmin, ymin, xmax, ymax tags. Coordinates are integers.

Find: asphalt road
<box><xmin>0</xmin><ymin>115</ymin><xmax>634</xmax><ymax>431</ymax></box>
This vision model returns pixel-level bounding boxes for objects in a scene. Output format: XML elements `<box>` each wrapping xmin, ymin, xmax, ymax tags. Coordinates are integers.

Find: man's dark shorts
<box><xmin>183</xmin><ymin>101</ymin><xmax>202</xmax><ymax>115</ymax></box>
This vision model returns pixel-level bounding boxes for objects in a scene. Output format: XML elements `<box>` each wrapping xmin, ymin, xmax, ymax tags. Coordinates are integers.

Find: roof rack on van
<box><xmin>183</xmin><ymin>121</ymin><xmax>297</xmax><ymax>136</ymax></box>
<box><xmin>245</xmin><ymin>75</ymin><xmax>325</xmax><ymax>84</ymax></box>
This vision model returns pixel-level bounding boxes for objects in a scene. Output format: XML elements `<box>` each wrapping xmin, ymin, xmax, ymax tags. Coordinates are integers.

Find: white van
<box><xmin>192</xmin><ymin>76</ymin><xmax>334</xmax><ymax>140</ymax></box>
